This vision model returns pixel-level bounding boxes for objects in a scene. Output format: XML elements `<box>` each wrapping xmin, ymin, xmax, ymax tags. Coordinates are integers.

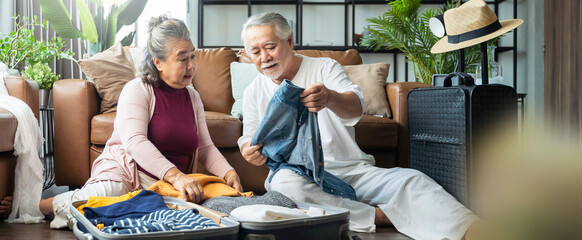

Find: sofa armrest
<box><xmin>53</xmin><ymin>79</ymin><xmax>100</xmax><ymax>186</ymax></box>
<box><xmin>4</xmin><ymin>75</ymin><xmax>39</xmax><ymax>121</ymax></box>
<box><xmin>386</xmin><ymin>82</ymin><xmax>432</xmax><ymax>167</ymax></box>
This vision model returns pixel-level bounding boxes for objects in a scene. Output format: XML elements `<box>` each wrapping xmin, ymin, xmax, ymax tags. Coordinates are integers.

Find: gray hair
<box><xmin>241</xmin><ymin>12</ymin><xmax>292</xmax><ymax>50</ymax></box>
<box><xmin>138</xmin><ymin>15</ymin><xmax>191</xmax><ymax>86</ymax></box>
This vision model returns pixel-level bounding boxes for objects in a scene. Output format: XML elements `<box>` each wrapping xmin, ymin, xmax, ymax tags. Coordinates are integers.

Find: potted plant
<box><xmin>0</xmin><ymin>15</ymin><xmax>74</xmax><ymax>74</ymax></box>
<box><xmin>22</xmin><ymin>62</ymin><xmax>60</xmax><ymax>108</ymax></box>
<box><xmin>360</xmin><ymin>0</ymin><xmax>493</xmax><ymax>84</ymax></box>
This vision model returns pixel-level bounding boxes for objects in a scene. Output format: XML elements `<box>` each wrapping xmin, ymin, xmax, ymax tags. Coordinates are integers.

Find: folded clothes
<box><xmin>77</xmin><ymin>190</ymin><xmax>143</xmax><ymax>215</ymax></box>
<box><xmin>201</xmin><ymin>190</ymin><xmax>296</xmax><ymax>215</ymax></box>
<box><xmin>148</xmin><ymin>173</ymin><xmax>253</xmax><ymax>201</ymax></box>
<box><xmin>102</xmin><ymin>209</ymin><xmax>218</xmax><ymax>234</ymax></box>
<box><xmin>83</xmin><ymin>190</ymin><xmax>168</xmax><ymax>226</ymax></box>
<box><xmin>230</xmin><ymin>204</ymin><xmax>309</xmax><ymax>222</ymax></box>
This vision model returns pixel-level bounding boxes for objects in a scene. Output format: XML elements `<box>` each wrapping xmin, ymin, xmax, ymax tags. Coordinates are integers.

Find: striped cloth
<box><xmin>101</xmin><ymin>209</ymin><xmax>219</xmax><ymax>234</ymax></box>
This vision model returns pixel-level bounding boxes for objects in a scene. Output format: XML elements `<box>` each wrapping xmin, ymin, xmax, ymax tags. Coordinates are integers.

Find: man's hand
<box><xmin>300</xmin><ymin>83</ymin><xmax>331</xmax><ymax>112</ymax></box>
<box><xmin>241</xmin><ymin>142</ymin><xmax>267</xmax><ymax>166</ymax></box>
<box><xmin>301</xmin><ymin>83</ymin><xmax>362</xmax><ymax>118</ymax></box>
<box><xmin>164</xmin><ymin>168</ymin><xmax>204</xmax><ymax>203</ymax></box>
<box><xmin>224</xmin><ymin>169</ymin><xmax>243</xmax><ymax>192</ymax></box>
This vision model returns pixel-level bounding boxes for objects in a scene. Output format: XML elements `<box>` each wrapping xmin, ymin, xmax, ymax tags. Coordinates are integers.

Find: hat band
<box><xmin>448</xmin><ymin>20</ymin><xmax>502</xmax><ymax>44</ymax></box>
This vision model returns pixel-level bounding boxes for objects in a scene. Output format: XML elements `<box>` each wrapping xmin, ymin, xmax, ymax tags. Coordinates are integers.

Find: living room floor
<box><xmin>0</xmin><ymin>220</ymin><xmax>411</xmax><ymax>240</ymax></box>
<box><xmin>0</xmin><ymin>155</ymin><xmax>412</xmax><ymax>239</ymax></box>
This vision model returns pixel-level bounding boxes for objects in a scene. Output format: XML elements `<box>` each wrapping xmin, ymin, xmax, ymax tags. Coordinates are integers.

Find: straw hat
<box><xmin>431</xmin><ymin>0</ymin><xmax>523</xmax><ymax>54</ymax></box>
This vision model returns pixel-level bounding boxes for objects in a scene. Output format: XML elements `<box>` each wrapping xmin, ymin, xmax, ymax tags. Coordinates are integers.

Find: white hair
<box><xmin>241</xmin><ymin>12</ymin><xmax>292</xmax><ymax>50</ymax></box>
<box><xmin>138</xmin><ymin>15</ymin><xmax>191</xmax><ymax>86</ymax></box>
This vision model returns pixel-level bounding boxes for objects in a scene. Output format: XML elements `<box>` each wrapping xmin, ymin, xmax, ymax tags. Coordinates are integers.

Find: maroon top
<box><xmin>138</xmin><ymin>80</ymin><xmax>198</xmax><ymax>180</ymax></box>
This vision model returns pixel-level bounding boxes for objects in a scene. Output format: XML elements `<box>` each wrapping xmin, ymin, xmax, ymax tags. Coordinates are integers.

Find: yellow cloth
<box><xmin>148</xmin><ymin>173</ymin><xmax>253</xmax><ymax>201</ymax></box>
<box><xmin>76</xmin><ymin>190</ymin><xmax>143</xmax><ymax>215</ymax></box>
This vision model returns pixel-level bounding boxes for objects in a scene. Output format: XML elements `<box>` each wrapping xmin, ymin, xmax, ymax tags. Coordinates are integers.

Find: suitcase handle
<box><xmin>444</xmin><ymin>72</ymin><xmax>474</xmax><ymax>87</ymax></box>
<box><xmin>410</xmin><ymin>133</ymin><xmax>464</xmax><ymax>145</ymax></box>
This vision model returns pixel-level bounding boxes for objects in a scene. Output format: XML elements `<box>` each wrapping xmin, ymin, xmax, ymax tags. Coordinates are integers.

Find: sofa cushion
<box><xmin>343</xmin><ymin>63</ymin><xmax>391</xmax><ymax>118</ymax></box>
<box><xmin>230</xmin><ymin>62</ymin><xmax>260</xmax><ymax>119</ymax></box>
<box><xmin>0</xmin><ymin>108</ymin><xmax>17</xmax><ymax>152</ymax></box>
<box><xmin>237</xmin><ymin>49</ymin><xmax>363</xmax><ymax>66</ymax></box>
<box><xmin>204</xmin><ymin>111</ymin><xmax>242</xmax><ymax>148</ymax></box>
<box><xmin>79</xmin><ymin>42</ymin><xmax>135</xmax><ymax>114</ymax></box>
<box><xmin>193</xmin><ymin>48</ymin><xmax>238</xmax><ymax>115</ymax></box>
<box><xmin>90</xmin><ymin>112</ymin><xmax>116</xmax><ymax>145</ymax></box>
<box><xmin>354</xmin><ymin>115</ymin><xmax>398</xmax><ymax>148</ymax></box>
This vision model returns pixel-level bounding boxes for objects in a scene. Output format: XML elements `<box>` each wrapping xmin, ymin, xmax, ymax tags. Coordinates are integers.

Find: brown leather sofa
<box><xmin>0</xmin><ymin>76</ymin><xmax>39</xmax><ymax>210</ymax></box>
<box><xmin>53</xmin><ymin>48</ymin><xmax>431</xmax><ymax>193</ymax></box>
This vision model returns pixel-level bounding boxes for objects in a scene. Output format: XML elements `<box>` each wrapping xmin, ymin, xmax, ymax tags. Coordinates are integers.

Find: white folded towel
<box><xmin>230</xmin><ymin>204</ymin><xmax>310</xmax><ymax>222</ymax></box>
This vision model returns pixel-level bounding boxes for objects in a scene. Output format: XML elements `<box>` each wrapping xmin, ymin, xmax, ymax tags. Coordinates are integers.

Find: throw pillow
<box><xmin>128</xmin><ymin>47</ymin><xmax>147</xmax><ymax>74</ymax></box>
<box><xmin>230</xmin><ymin>62</ymin><xmax>259</xmax><ymax>119</ymax></box>
<box><xmin>343</xmin><ymin>63</ymin><xmax>391</xmax><ymax>118</ymax></box>
<box><xmin>79</xmin><ymin>42</ymin><xmax>136</xmax><ymax>113</ymax></box>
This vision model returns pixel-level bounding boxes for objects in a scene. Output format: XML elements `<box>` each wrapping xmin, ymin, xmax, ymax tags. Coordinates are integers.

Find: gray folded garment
<box><xmin>201</xmin><ymin>191</ymin><xmax>297</xmax><ymax>215</ymax></box>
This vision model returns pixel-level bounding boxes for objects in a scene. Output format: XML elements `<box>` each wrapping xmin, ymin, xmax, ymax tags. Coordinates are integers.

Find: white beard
<box><xmin>261</xmin><ymin>62</ymin><xmax>283</xmax><ymax>80</ymax></box>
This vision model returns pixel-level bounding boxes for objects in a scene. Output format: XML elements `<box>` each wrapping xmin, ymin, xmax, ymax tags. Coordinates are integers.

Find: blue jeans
<box><xmin>251</xmin><ymin>80</ymin><xmax>356</xmax><ymax>200</ymax></box>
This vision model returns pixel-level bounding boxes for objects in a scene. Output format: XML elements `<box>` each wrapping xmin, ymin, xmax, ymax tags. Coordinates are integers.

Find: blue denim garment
<box><xmin>251</xmin><ymin>80</ymin><xmax>356</xmax><ymax>200</ymax></box>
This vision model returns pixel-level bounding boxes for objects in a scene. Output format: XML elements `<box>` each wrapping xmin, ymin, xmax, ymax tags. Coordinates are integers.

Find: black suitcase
<box><xmin>407</xmin><ymin>72</ymin><xmax>517</xmax><ymax>206</ymax></box>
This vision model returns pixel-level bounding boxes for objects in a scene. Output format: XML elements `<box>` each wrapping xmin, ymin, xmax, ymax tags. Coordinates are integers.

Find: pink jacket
<box><xmin>86</xmin><ymin>78</ymin><xmax>233</xmax><ymax>190</ymax></box>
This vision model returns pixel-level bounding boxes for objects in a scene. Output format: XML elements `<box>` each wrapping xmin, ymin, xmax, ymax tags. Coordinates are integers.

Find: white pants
<box><xmin>265</xmin><ymin>166</ymin><xmax>478</xmax><ymax>240</ymax></box>
<box><xmin>50</xmin><ymin>172</ymin><xmax>157</xmax><ymax>229</ymax></box>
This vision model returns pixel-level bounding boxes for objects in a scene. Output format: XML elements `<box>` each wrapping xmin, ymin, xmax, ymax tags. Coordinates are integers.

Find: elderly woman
<box><xmin>38</xmin><ymin>15</ymin><xmax>242</xmax><ymax>229</ymax></box>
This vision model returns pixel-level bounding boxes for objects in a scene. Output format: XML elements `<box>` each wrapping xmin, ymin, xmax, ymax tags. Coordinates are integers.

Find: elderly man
<box><xmin>237</xmin><ymin>12</ymin><xmax>479</xmax><ymax>239</ymax></box>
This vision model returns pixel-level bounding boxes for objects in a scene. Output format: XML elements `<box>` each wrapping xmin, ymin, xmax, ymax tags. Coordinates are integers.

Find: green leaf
<box><xmin>38</xmin><ymin>0</ymin><xmax>83</xmax><ymax>39</ymax></box>
<box><xmin>120</xmin><ymin>31</ymin><xmax>136</xmax><ymax>46</ymax></box>
<box><xmin>89</xmin><ymin>42</ymin><xmax>101</xmax><ymax>56</ymax></box>
<box><xmin>76</xmin><ymin>0</ymin><xmax>98</xmax><ymax>43</ymax></box>
<box><xmin>102</xmin><ymin>6</ymin><xmax>120</xmax><ymax>52</ymax></box>
<box><xmin>116</xmin><ymin>0</ymin><xmax>148</xmax><ymax>31</ymax></box>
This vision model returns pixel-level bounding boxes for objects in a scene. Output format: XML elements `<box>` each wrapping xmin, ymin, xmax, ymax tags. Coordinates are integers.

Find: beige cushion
<box><xmin>192</xmin><ymin>48</ymin><xmax>238</xmax><ymax>114</ymax></box>
<box><xmin>343</xmin><ymin>63</ymin><xmax>391</xmax><ymax>118</ymax></box>
<box><xmin>79</xmin><ymin>42</ymin><xmax>135</xmax><ymax>113</ymax></box>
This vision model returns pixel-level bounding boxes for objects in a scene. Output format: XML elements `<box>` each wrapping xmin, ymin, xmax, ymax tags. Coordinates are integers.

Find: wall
<box><xmin>524</xmin><ymin>0</ymin><xmax>545</xmax><ymax>129</ymax></box>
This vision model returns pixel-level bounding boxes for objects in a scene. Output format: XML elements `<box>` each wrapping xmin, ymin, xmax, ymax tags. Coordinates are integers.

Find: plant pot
<box><xmin>39</xmin><ymin>89</ymin><xmax>51</xmax><ymax>108</ymax></box>
<box><xmin>7</xmin><ymin>69</ymin><xmax>20</xmax><ymax>76</ymax></box>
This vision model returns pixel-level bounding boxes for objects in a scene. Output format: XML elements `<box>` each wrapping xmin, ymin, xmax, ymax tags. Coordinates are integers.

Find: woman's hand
<box><xmin>241</xmin><ymin>142</ymin><xmax>267</xmax><ymax>166</ymax></box>
<box><xmin>164</xmin><ymin>168</ymin><xmax>204</xmax><ymax>203</ymax></box>
<box><xmin>224</xmin><ymin>169</ymin><xmax>243</xmax><ymax>192</ymax></box>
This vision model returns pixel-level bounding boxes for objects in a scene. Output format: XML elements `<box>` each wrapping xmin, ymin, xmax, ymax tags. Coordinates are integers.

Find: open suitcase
<box><xmin>70</xmin><ymin>196</ymin><xmax>350</xmax><ymax>240</ymax></box>
<box><xmin>69</xmin><ymin>196</ymin><xmax>239</xmax><ymax>240</ymax></box>
<box><xmin>407</xmin><ymin>73</ymin><xmax>517</xmax><ymax>206</ymax></box>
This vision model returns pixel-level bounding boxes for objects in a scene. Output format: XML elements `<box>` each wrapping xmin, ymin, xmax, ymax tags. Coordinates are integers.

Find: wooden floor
<box><xmin>0</xmin><ymin>220</ymin><xmax>411</xmax><ymax>239</ymax></box>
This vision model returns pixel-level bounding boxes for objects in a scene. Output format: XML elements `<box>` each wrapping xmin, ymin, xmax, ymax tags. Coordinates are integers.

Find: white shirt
<box><xmin>238</xmin><ymin>55</ymin><xmax>375</xmax><ymax>174</ymax></box>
